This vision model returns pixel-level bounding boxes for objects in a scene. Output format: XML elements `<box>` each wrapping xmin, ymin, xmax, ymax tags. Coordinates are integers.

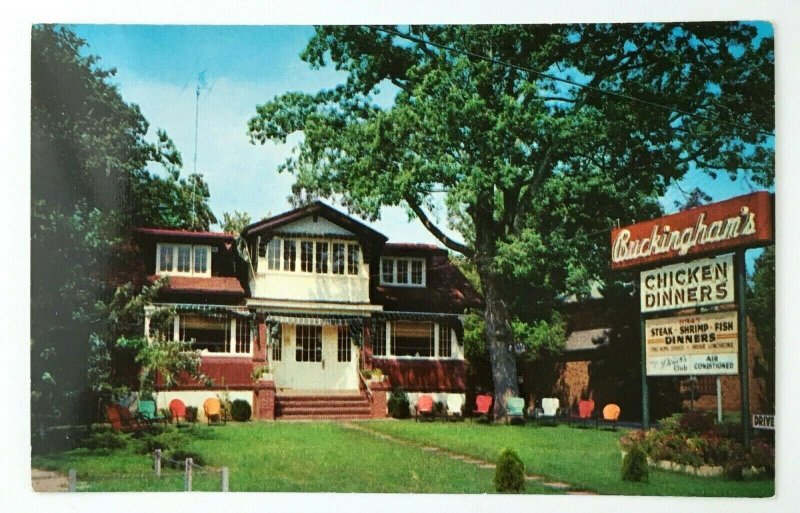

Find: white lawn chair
<box><xmin>535</xmin><ymin>397</ymin><xmax>560</xmax><ymax>425</ymax></box>
<box><xmin>446</xmin><ymin>395</ymin><xmax>464</xmax><ymax>421</ymax></box>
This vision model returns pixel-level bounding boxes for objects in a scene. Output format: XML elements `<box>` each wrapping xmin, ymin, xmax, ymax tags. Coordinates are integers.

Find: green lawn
<box><xmin>32</xmin><ymin>422</ymin><xmax>557</xmax><ymax>493</ymax></box>
<box><xmin>361</xmin><ymin>420</ymin><xmax>774</xmax><ymax>497</ymax></box>
<box><xmin>31</xmin><ymin>420</ymin><xmax>774</xmax><ymax>496</ymax></box>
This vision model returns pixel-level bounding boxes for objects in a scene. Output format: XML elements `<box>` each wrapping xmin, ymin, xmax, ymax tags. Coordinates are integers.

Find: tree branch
<box><xmin>404</xmin><ymin>195</ymin><xmax>474</xmax><ymax>257</ymax></box>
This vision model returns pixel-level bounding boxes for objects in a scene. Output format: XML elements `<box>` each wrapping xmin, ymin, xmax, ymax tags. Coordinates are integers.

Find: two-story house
<box><xmin>134</xmin><ymin>201</ymin><xmax>481</xmax><ymax>420</ymax></box>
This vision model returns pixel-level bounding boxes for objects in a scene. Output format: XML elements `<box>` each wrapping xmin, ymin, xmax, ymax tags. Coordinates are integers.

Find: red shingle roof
<box><xmin>135</xmin><ymin>228</ymin><xmax>236</xmax><ymax>242</ymax></box>
<box><xmin>148</xmin><ymin>275</ymin><xmax>245</xmax><ymax>296</ymax></box>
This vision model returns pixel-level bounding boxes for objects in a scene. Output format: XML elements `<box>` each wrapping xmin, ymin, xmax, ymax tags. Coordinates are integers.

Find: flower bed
<box><xmin>619</xmin><ymin>412</ymin><xmax>774</xmax><ymax>479</ymax></box>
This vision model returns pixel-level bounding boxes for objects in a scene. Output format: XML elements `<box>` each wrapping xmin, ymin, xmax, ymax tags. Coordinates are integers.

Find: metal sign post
<box><xmin>640</xmin><ymin>310</ymin><xmax>649</xmax><ymax>429</ymax></box>
<box><xmin>736</xmin><ymin>250</ymin><xmax>751</xmax><ymax>447</ymax></box>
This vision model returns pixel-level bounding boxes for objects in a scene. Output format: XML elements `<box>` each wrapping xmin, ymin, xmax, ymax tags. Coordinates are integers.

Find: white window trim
<box><xmin>167</xmin><ymin>313</ymin><xmax>253</xmax><ymax>357</ymax></box>
<box><xmin>156</xmin><ymin>243</ymin><xmax>212</xmax><ymax>277</ymax></box>
<box><xmin>379</xmin><ymin>257</ymin><xmax>426</xmax><ymax>287</ymax></box>
<box><xmin>257</xmin><ymin>236</ymin><xmax>362</xmax><ymax>277</ymax></box>
<box><xmin>372</xmin><ymin>321</ymin><xmax>460</xmax><ymax>360</ymax></box>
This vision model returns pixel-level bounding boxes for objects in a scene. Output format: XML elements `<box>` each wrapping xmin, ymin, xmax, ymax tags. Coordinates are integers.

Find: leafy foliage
<box><xmin>248</xmin><ymin>24</ymin><xmax>773</xmax><ymax>416</ymax></box>
<box><xmin>747</xmin><ymin>246</ymin><xmax>775</xmax><ymax>411</ymax></box>
<box><xmin>494</xmin><ymin>448</ymin><xmax>525</xmax><ymax>492</ymax></box>
<box><xmin>220</xmin><ymin>210</ymin><xmax>253</xmax><ymax>235</ymax></box>
<box><xmin>31</xmin><ymin>25</ymin><xmax>217</xmax><ymax>430</ymax></box>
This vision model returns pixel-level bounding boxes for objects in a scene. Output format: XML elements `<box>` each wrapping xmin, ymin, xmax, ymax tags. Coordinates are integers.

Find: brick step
<box><xmin>276</xmin><ymin>395</ymin><xmax>365</xmax><ymax>403</ymax></box>
<box><xmin>277</xmin><ymin>399</ymin><xmax>369</xmax><ymax>407</ymax></box>
<box><xmin>276</xmin><ymin>414</ymin><xmax>373</xmax><ymax>421</ymax></box>
<box><xmin>279</xmin><ymin>406</ymin><xmax>371</xmax><ymax>415</ymax></box>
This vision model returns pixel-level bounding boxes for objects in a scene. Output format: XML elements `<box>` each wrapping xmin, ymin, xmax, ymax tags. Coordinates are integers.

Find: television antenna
<box><xmin>191</xmin><ymin>70</ymin><xmax>216</xmax><ymax>228</ymax></box>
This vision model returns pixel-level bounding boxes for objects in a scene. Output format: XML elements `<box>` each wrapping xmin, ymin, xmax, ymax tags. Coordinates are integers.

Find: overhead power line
<box><xmin>367</xmin><ymin>26</ymin><xmax>774</xmax><ymax>138</ymax></box>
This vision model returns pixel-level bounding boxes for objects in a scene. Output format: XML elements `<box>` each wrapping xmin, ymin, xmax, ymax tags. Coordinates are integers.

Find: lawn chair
<box><xmin>415</xmin><ymin>395</ymin><xmax>435</xmax><ymax>421</ymax></box>
<box><xmin>169</xmin><ymin>398</ymin><xmax>187</xmax><ymax>425</ymax></box>
<box><xmin>203</xmin><ymin>397</ymin><xmax>226</xmax><ymax>426</ymax></box>
<box><xmin>568</xmin><ymin>399</ymin><xmax>596</xmax><ymax>428</ymax></box>
<box><xmin>534</xmin><ymin>397</ymin><xmax>560</xmax><ymax>426</ymax></box>
<box><xmin>599</xmin><ymin>403</ymin><xmax>621</xmax><ymax>431</ymax></box>
<box><xmin>473</xmin><ymin>394</ymin><xmax>493</xmax><ymax>420</ymax></box>
<box><xmin>138</xmin><ymin>400</ymin><xmax>168</xmax><ymax>425</ymax></box>
<box><xmin>506</xmin><ymin>397</ymin><xmax>526</xmax><ymax>424</ymax></box>
<box><xmin>106</xmin><ymin>404</ymin><xmax>144</xmax><ymax>432</ymax></box>
<box><xmin>446</xmin><ymin>395</ymin><xmax>465</xmax><ymax>421</ymax></box>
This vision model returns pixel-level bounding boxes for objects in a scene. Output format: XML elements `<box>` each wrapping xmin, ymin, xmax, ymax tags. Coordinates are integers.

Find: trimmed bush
<box><xmin>679</xmin><ymin>411</ymin><xmax>715</xmax><ymax>435</ymax></box>
<box><xmin>621</xmin><ymin>444</ymin><xmax>649</xmax><ymax>483</ymax></box>
<box><xmin>231</xmin><ymin>399</ymin><xmax>252</xmax><ymax>422</ymax></box>
<box><xmin>169</xmin><ymin>449</ymin><xmax>206</xmax><ymax>468</ymax></box>
<box><xmin>185</xmin><ymin>406</ymin><xmax>198</xmax><ymax>423</ymax></box>
<box><xmin>494</xmin><ymin>448</ymin><xmax>525</xmax><ymax>493</ymax></box>
<box><xmin>388</xmin><ymin>388</ymin><xmax>410</xmax><ymax>419</ymax></box>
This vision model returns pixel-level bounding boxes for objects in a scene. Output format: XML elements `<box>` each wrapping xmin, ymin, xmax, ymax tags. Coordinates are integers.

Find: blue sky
<box><xmin>71</xmin><ymin>24</ymin><xmax>773</xmax><ymax>255</ymax></box>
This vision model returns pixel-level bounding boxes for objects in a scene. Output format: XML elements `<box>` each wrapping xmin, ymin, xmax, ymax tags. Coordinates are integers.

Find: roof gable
<box><xmin>242</xmin><ymin>201</ymin><xmax>387</xmax><ymax>243</ymax></box>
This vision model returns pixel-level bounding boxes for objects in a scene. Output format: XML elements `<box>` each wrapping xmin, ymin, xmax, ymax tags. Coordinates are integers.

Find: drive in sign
<box><xmin>645</xmin><ymin>311</ymin><xmax>738</xmax><ymax>376</ymax></box>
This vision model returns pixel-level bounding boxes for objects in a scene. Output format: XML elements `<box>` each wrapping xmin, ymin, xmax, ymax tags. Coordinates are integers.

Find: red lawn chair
<box><xmin>106</xmin><ymin>404</ymin><xmax>144</xmax><ymax>432</ymax></box>
<box><xmin>169</xmin><ymin>398</ymin><xmax>187</xmax><ymax>424</ymax></box>
<box><xmin>473</xmin><ymin>394</ymin><xmax>493</xmax><ymax>419</ymax></box>
<box><xmin>416</xmin><ymin>395</ymin><xmax>434</xmax><ymax>421</ymax></box>
<box><xmin>569</xmin><ymin>399</ymin><xmax>596</xmax><ymax>428</ymax></box>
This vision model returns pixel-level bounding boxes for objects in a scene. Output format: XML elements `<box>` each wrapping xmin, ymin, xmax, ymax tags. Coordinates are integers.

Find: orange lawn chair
<box><xmin>203</xmin><ymin>397</ymin><xmax>226</xmax><ymax>426</ymax></box>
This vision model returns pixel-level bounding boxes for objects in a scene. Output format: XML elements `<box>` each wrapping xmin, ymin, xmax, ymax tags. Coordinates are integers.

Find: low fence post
<box><xmin>154</xmin><ymin>449</ymin><xmax>162</xmax><ymax>478</ymax></box>
<box><xmin>184</xmin><ymin>458</ymin><xmax>193</xmax><ymax>491</ymax></box>
<box><xmin>221</xmin><ymin>466</ymin><xmax>229</xmax><ymax>492</ymax></box>
<box><xmin>68</xmin><ymin>469</ymin><xmax>76</xmax><ymax>492</ymax></box>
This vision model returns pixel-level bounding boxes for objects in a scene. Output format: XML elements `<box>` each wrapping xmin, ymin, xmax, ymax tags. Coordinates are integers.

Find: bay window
<box><xmin>156</xmin><ymin>244</ymin><xmax>211</xmax><ymax>277</ymax></box>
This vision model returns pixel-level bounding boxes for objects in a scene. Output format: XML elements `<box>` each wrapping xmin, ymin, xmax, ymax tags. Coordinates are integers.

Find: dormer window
<box><xmin>156</xmin><ymin>243</ymin><xmax>211</xmax><ymax>277</ymax></box>
<box><xmin>380</xmin><ymin>257</ymin><xmax>426</xmax><ymax>287</ymax></box>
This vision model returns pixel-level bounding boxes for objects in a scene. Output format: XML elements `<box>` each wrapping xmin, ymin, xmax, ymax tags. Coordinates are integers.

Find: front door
<box><xmin>281</xmin><ymin>324</ymin><xmax>358</xmax><ymax>390</ymax></box>
<box><xmin>321</xmin><ymin>325</ymin><xmax>359</xmax><ymax>390</ymax></box>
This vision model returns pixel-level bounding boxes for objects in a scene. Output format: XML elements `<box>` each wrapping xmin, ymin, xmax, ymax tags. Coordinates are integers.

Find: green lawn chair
<box><xmin>138</xmin><ymin>400</ymin><xmax>168</xmax><ymax>425</ymax></box>
<box><xmin>506</xmin><ymin>397</ymin><xmax>526</xmax><ymax>424</ymax></box>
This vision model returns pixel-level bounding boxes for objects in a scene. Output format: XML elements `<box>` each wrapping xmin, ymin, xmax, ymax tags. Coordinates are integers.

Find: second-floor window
<box><xmin>379</xmin><ymin>257</ymin><xmax>426</xmax><ymax>287</ymax></box>
<box><xmin>258</xmin><ymin>237</ymin><xmax>361</xmax><ymax>276</ymax></box>
<box><xmin>157</xmin><ymin>244</ymin><xmax>211</xmax><ymax>276</ymax></box>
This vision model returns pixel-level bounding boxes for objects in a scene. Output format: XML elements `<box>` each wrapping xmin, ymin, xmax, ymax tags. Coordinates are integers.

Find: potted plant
<box><xmin>185</xmin><ymin>406</ymin><xmax>198</xmax><ymax>423</ymax></box>
<box><xmin>251</xmin><ymin>364</ymin><xmax>272</xmax><ymax>381</ymax></box>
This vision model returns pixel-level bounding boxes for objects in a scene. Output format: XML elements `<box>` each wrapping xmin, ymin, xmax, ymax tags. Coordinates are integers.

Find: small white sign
<box><xmin>640</xmin><ymin>254</ymin><xmax>734</xmax><ymax>313</ymax></box>
<box><xmin>752</xmin><ymin>414</ymin><xmax>775</xmax><ymax>430</ymax></box>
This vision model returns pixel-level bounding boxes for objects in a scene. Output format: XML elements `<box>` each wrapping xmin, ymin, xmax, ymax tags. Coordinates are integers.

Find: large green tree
<box><xmin>748</xmin><ymin>246</ymin><xmax>775</xmax><ymax>412</ymax></box>
<box><xmin>31</xmin><ymin>25</ymin><xmax>216</xmax><ymax>430</ymax></box>
<box><xmin>248</xmin><ymin>24</ymin><xmax>773</xmax><ymax>416</ymax></box>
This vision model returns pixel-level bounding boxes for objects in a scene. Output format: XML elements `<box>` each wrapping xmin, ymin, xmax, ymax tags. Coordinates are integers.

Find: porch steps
<box><xmin>275</xmin><ymin>392</ymin><xmax>372</xmax><ymax>420</ymax></box>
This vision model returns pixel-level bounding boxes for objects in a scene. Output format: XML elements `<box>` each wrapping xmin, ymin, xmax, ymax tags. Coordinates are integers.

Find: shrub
<box><xmin>387</xmin><ymin>388</ymin><xmax>410</xmax><ymax>419</ymax></box>
<box><xmin>361</xmin><ymin>369</ymin><xmax>373</xmax><ymax>380</ymax></box>
<box><xmin>80</xmin><ymin>429</ymin><xmax>129</xmax><ymax>452</ymax></box>
<box><xmin>748</xmin><ymin>440</ymin><xmax>775</xmax><ymax>477</ymax></box>
<box><xmin>217</xmin><ymin>391</ymin><xmax>233</xmax><ymax>421</ymax></box>
<box><xmin>724</xmin><ymin>460</ymin><xmax>744</xmax><ymax>481</ymax></box>
<box><xmin>169</xmin><ymin>449</ymin><xmax>206</xmax><ymax>468</ymax></box>
<box><xmin>433</xmin><ymin>401</ymin><xmax>446</xmax><ymax>416</ymax></box>
<box><xmin>679</xmin><ymin>411</ymin><xmax>715</xmax><ymax>435</ymax></box>
<box><xmin>494</xmin><ymin>448</ymin><xmax>525</xmax><ymax>493</ymax></box>
<box><xmin>136</xmin><ymin>428</ymin><xmax>186</xmax><ymax>455</ymax></box>
<box><xmin>231</xmin><ymin>399</ymin><xmax>252</xmax><ymax>422</ymax></box>
<box><xmin>621</xmin><ymin>444</ymin><xmax>649</xmax><ymax>482</ymax></box>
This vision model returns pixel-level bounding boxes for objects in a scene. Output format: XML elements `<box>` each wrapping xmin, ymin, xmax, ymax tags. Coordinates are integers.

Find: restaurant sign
<box><xmin>645</xmin><ymin>311</ymin><xmax>738</xmax><ymax>376</ymax></box>
<box><xmin>640</xmin><ymin>254</ymin><xmax>734</xmax><ymax>313</ymax></box>
<box><xmin>611</xmin><ymin>191</ymin><xmax>773</xmax><ymax>270</ymax></box>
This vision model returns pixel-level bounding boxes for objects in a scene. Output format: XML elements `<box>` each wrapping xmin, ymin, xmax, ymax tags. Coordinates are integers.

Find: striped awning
<box><xmin>264</xmin><ymin>314</ymin><xmax>365</xmax><ymax>327</ymax></box>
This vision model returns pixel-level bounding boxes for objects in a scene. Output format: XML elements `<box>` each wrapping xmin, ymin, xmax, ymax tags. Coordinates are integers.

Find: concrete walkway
<box><xmin>31</xmin><ymin>468</ymin><xmax>69</xmax><ymax>492</ymax></box>
<box><xmin>342</xmin><ymin>422</ymin><xmax>595</xmax><ymax>495</ymax></box>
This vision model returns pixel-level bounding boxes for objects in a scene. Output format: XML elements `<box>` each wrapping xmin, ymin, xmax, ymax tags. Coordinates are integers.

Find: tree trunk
<box><xmin>474</xmin><ymin>216</ymin><xmax>519</xmax><ymax>420</ymax></box>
